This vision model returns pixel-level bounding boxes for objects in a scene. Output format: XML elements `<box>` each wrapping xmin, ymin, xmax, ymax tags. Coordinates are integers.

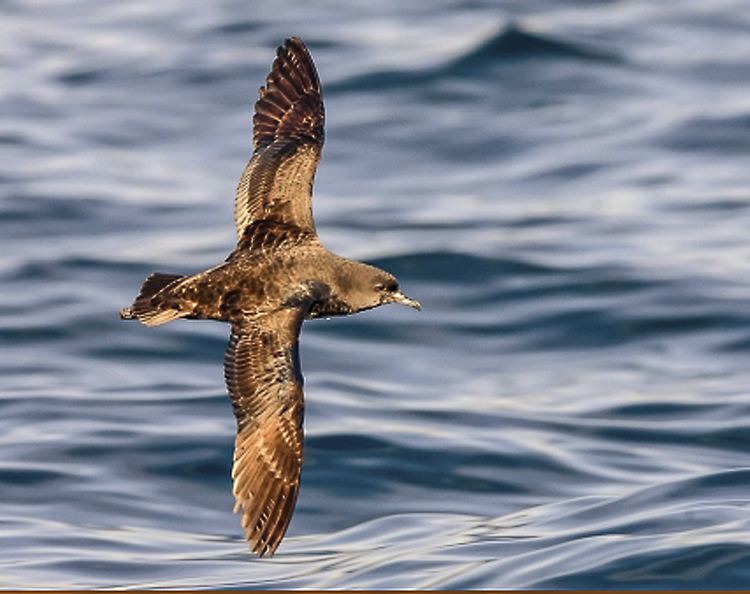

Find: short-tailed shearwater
<box><xmin>121</xmin><ymin>37</ymin><xmax>421</xmax><ymax>556</ymax></box>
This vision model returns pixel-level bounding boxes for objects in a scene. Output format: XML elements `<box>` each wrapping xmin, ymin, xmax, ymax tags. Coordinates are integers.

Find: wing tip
<box><xmin>235</xmin><ymin>496</ymin><xmax>294</xmax><ymax>558</ymax></box>
<box><xmin>252</xmin><ymin>36</ymin><xmax>324</xmax><ymax>149</ymax></box>
<box><xmin>283</xmin><ymin>36</ymin><xmax>307</xmax><ymax>55</ymax></box>
<box><xmin>231</xmin><ymin>423</ymin><xmax>302</xmax><ymax>557</ymax></box>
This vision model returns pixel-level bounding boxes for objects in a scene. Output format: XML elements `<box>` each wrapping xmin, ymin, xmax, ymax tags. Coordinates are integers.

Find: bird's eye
<box><xmin>375</xmin><ymin>280</ymin><xmax>399</xmax><ymax>292</ymax></box>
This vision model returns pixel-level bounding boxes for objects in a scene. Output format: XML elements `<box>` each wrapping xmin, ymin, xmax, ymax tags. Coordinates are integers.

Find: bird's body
<box><xmin>120</xmin><ymin>37</ymin><xmax>420</xmax><ymax>557</ymax></box>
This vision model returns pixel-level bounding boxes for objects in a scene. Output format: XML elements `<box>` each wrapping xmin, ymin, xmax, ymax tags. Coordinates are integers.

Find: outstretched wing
<box><xmin>224</xmin><ymin>309</ymin><xmax>306</xmax><ymax>556</ymax></box>
<box><xmin>234</xmin><ymin>37</ymin><xmax>325</xmax><ymax>238</ymax></box>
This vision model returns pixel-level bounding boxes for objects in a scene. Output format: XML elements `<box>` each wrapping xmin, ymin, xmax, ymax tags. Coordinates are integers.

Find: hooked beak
<box><xmin>390</xmin><ymin>291</ymin><xmax>422</xmax><ymax>311</ymax></box>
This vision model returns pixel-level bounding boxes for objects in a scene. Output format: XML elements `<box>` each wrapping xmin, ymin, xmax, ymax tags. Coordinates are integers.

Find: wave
<box><xmin>445</xmin><ymin>24</ymin><xmax>622</xmax><ymax>74</ymax></box>
<box><xmin>331</xmin><ymin>24</ymin><xmax>621</xmax><ymax>92</ymax></box>
<box><xmin>7</xmin><ymin>469</ymin><xmax>746</xmax><ymax>588</ymax></box>
<box><xmin>661</xmin><ymin>113</ymin><xmax>750</xmax><ymax>154</ymax></box>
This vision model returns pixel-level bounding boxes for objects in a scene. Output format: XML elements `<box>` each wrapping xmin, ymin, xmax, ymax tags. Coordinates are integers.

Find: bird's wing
<box><xmin>225</xmin><ymin>308</ymin><xmax>306</xmax><ymax>556</ymax></box>
<box><xmin>234</xmin><ymin>37</ymin><xmax>325</xmax><ymax>238</ymax></box>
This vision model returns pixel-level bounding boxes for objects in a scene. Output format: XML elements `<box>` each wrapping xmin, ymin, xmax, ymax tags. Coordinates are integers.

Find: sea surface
<box><xmin>2</xmin><ymin>0</ymin><xmax>750</xmax><ymax>588</ymax></box>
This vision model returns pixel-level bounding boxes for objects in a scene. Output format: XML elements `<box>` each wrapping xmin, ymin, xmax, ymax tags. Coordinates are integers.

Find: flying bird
<box><xmin>120</xmin><ymin>37</ymin><xmax>421</xmax><ymax>557</ymax></box>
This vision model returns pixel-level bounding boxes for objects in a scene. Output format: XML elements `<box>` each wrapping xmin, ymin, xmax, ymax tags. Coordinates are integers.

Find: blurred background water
<box><xmin>2</xmin><ymin>0</ymin><xmax>750</xmax><ymax>588</ymax></box>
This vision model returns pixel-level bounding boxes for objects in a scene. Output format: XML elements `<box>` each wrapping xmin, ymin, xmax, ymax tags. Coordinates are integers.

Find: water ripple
<box><xmin>2</xmin><ymin>0</ymin><xmax>750</xmax><ymax>588</ymax></box>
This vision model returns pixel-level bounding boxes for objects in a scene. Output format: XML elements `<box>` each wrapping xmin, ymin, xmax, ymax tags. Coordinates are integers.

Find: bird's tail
<box><xmin>120</xmin><ymin>272</ymin><xmax>188</xmax><ymax>326</ymax></box>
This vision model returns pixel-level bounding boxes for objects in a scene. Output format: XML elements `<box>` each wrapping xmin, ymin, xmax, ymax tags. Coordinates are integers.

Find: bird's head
<box><xmin>372</xmin><ymin>271</ymin><xmax>422</xmax><ymax>311</ymax></box>
<box><xmin>335</xmin><ymin>262</ymin><xmax>421</xmax><ymax>314</ymax></box>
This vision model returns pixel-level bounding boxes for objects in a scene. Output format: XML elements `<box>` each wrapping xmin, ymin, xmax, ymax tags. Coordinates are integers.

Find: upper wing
<box><xmin>234</xmin><ymin>37</ymin><xmax>325</xmax><ymax>238</ymax></box>
<box><xmin>224</xmin><ymin>308</ymin><xmax>306</xmax><ymax>557</ymax></box>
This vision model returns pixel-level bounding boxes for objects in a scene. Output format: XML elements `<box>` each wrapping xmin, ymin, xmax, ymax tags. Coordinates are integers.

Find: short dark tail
<box><xmin>120</xmin><ymin>273</ymin><xmax>187</xmax><ymax>326</ymax></box>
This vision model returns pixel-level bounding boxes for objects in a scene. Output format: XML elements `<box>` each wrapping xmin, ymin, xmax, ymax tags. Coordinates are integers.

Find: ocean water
<box><xmin>2</xmin><ymin>0</ymin><xmax>750</xmax><ymax>588</ymax></box>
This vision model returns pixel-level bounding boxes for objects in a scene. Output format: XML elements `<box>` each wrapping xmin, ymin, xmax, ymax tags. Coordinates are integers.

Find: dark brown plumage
<box><xmin>120</xmin><ymin>37</ymin><xmax>420</xmax><ymax>557</ymax></box>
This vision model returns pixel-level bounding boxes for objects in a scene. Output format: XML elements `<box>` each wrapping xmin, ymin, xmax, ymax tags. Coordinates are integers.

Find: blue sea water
<box><xmin>3</xmin><ymin>0</ymin><xmax>750</xmax><ymax>588</ymax></box>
